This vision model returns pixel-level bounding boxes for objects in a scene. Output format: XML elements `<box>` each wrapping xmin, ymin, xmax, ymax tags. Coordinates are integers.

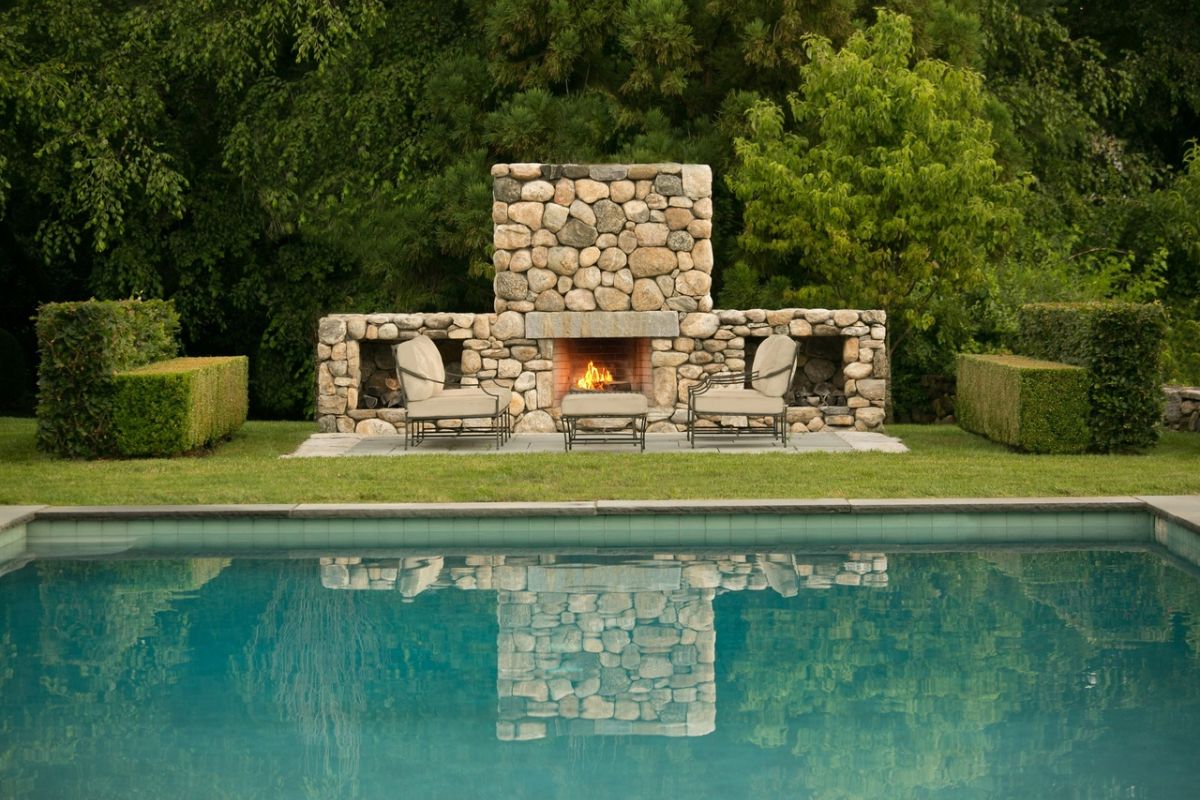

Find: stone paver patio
<box><xmin>285</xmin><ymin>430</ymin><xmax>908</xmax><ymax>457</ymax></box>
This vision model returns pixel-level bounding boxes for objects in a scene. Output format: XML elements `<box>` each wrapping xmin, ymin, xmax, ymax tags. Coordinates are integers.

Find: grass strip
<box><xmin>0</xmin><ymin>417</ymin><xmax>1197</xmax><ymax>505</ymax></box>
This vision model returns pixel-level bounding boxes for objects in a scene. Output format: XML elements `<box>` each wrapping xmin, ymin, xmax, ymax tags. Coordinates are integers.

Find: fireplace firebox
<box><xmin>552</xmin><ymin>338</ymin><xmax>652</xmax><ymax>403</ymax></box>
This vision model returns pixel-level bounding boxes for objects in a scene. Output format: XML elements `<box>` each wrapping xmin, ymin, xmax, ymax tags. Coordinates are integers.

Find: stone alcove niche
<box><xmin>793</xmin><ymin>337</ymin><xmax>849</xmax><ymax>406</ymax></box>
<box><xmin>741</xmin><ymin>335</ymin><xmax>848</xmax><ymax>406</ymax></box>
<box><xmin>357</xmin><ymin>338</ymin><xmax>463</xmax><ymax>410</ymax></box>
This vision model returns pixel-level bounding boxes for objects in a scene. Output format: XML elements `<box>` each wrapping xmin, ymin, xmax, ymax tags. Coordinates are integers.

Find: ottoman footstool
<box><xmin>560</xmin><ymin>392</ymin><xmax>649</xmax><ymax>451</ymax></box>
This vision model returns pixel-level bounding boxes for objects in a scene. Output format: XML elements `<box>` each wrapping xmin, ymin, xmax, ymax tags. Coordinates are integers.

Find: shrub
<box><xmin>956</xmin><ymin>354</ymin><xmax>1091</xmax><ymax>454</ymax></box>
<box><xmin>1017</xmin><ymin>302</ymin><xmax>1166</xmax><ymax>452</ymax></box>
<box><xmin>35</xmin><ymin>299</ymin><xmax>180</xmax><ymax>457</ymax></box>
<box><xmin>112</xmin><ymin>357</ymin><xmax>249</xmax><ymax>457</ymax></box>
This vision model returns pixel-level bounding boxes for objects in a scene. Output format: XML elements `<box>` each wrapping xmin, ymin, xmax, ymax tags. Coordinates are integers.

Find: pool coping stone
<box><xmin>1140</xmin><ymin>495</ymin><xmax>1200</xmax><ymax>532</ymax></box>
<box><xmin>33</xmin><ymin>504</ymin><xmax>298</xmax><ymax>520</ymax></box>
<box><xmin>3</xmin><ymin>496</ymin><xmax>1195</xmax><ymax>532</ymax></box>
<box><xmin>0</xmin><ymin>505</ymin><xmax>46</xmax><ymax>529</ymax></box>
<box><xmin>846</xmin><ymin>497</ymin><xmax>1146</xmax><ymax>513</ymax></box>
<box><xmin>291</xmin><ymin>502</ymin><xmax>600</xmax><ymax>518</ymax></box>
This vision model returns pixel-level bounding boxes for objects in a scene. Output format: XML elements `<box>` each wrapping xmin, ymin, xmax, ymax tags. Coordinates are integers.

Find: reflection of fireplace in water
<box><xmin>553</xmin><ymin>337</ymin><xmax>652</xmax><ymax>403</ymax></box>
<box><xmin>320</xmin><ymin>551</ymin><xmax>889</xmax><ymax>740</ymax></box>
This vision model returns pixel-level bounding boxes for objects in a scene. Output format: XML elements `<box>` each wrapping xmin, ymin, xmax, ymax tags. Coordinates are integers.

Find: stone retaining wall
<box><xmin>316</xmin><ymin>306</ymin><xmax>888</xmax><ymax>434</ymax></box>
<box><xmin>1164</xmin><ymin>386</ymin><xmax>1200</xmax><ymax>432</ymax></box>
<box><xmin>321</xmin><ymin>551</ymin><xmax>888</xmax><ymax>740</ymax></box>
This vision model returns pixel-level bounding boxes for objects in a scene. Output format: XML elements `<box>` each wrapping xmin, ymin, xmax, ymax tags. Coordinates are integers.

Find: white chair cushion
<box><xmin>560</xmin><ymin>392</ymin><xmax>649</xmax><ymax>417</ymax></box>
<box><xmin>691</xmin><ymin>388</ymin><xmax>785</xmax><ymax>415</ymax></box>
<box><xmin>394</xmin><ymin>336</ymin><xmax>446</xmax><ymax>402</ymax></box>
<box><xmin>751</xmin><ymin>334</ymin><xmax>798</xmax><ymax>397</ymax></box>
<box><xmin>406</xmin><ymin>387</ymin><xmax>512</xmax><ymax>419</ymax></box>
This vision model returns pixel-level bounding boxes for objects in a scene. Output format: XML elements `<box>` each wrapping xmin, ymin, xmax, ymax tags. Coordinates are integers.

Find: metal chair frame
<box><xmin>393</xmin><ymin>363</ymin><xmax>512</xmax><ymax>451</ymax></box>
<box><xmin>686</xmin><ymin>361</ymin><xmax>797</xmax><ymax>448</ymax></box>
<box><xmin>560</xmin><ymin>394</ymin><xmax>648</xmax><ymax>452</ymax></box>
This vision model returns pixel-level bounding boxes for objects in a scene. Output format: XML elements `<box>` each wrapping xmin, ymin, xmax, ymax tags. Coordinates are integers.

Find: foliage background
<box><xmin>1</xmin><ymin>0</ymin><xmax>1197</xmax><ymax>419</ymax></box>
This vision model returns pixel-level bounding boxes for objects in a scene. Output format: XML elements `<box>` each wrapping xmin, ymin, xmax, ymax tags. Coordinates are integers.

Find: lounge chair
<box><xmin>686</xmin><ymin>333</ymin><xmax>798</xmax><ymax>447</ymax></box>
<box><xmin>393</xmin><ymin>335</ymin><xmax>512</xmax><ymax>449</ymax></box>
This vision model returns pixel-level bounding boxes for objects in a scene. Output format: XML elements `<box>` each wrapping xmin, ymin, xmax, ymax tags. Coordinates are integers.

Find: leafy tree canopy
<box><xmin>1</xmin><ymin>0</ymin><xmax>1197</xmax><ymax>416</ymax></box>
<box><xmin>729</xmin><ymin>11</ymin><xmax>1021</xmax><ymax>352</ymax></box>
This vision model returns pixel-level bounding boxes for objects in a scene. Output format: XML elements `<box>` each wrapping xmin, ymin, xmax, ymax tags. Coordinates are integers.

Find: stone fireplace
<box><xmin>315</xmin><ymin>163</ymin><xmax>889</xmax><ymax>435</ymax></box>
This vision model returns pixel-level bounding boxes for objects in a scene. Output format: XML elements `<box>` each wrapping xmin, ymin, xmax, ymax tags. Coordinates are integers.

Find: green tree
<box><xmin>728</xmin><ymin>10</ymin><xmax>1021</xmax><ymax>359</ymax></box>
<box><xmin>2</xmin><ymin>0</ymin><xmax>1197</xmax><ymax>420</ymax></box>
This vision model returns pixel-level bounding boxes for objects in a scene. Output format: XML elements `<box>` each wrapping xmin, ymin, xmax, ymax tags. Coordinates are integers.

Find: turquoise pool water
<box><xmin>2</xmin><ymin>548</ymin><xmax>1199</xmax><ymax>798</ymax></box>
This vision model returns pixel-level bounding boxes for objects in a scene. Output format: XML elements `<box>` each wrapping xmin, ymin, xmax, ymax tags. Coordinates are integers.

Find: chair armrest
<box><xmin>475</xmin><ymin>381</ymin><xmax>506</xmax><ymax>400</ymax></box>
<box><xmin>687</xmin><ymin>363</ymin><xmax>792</xmax><ymax>398</ymax></box>
<box><xmin>687</xmin><ymin>371</ymin><xmax>748</xmax><ymax>398</ymax></box>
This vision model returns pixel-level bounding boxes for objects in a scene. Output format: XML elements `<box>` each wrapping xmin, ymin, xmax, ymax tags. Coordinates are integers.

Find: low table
<box><xmin>560</xmin><ymin>391</ymin><xmax>649</xmax><ymax>451</ymax></box>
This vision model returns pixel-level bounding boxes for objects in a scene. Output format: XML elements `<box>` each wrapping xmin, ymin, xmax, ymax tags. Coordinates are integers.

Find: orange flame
<box><xmin>575</xmin><ymin>360</ymin><xmax>614</xmax><ymax>391</ymax></box>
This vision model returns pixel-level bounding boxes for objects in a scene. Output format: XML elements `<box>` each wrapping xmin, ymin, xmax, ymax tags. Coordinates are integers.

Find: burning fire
<box><xmin>575</xmin><ymin>360</ymin><xmax>614</xmax><ymax>391</ymax></box>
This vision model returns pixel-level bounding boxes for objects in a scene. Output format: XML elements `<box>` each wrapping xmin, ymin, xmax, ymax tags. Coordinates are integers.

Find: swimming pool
<box><xmin>2</xmin><ymin>541</ymin><xmax>1200</xmax><ymax>799</ymax></box>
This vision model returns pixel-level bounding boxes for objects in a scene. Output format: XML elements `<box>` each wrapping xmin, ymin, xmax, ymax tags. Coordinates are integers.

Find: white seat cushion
<box><xmin>406</xmin><ymin>387</ymin><xmax>512</xmax><ymax>419</ymax></box>
<box><xmin>560</xmin><ymin>392</ymin><xmax>648</xmax><ymax>417</ymax></box>
<box><xmin>691</xmin><ymin>388</ymin><xmax>784</xmax><ymax>416</ymax></box>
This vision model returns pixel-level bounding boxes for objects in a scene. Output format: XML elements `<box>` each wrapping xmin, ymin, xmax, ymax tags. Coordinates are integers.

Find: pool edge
<box><xmin>4</xmin><ymin>496</ymin><xmax>1169</xmax><ymax>521</ymax></box>
<box><xmin>3</xmin><ymin>497</ymin><xmax>1197</xmax><ymax>564</ymax></box>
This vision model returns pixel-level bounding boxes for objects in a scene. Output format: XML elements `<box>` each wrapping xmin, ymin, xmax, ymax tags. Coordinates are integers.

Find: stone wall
<box><xmin>316</xmin><ymin>306</ymin><xmax>888</xmax><ymax>434</ymax></box>
<box><xmin>491</xmin><ymin>164</ymin><xmax>714</xmax><ymax>315</ymax></box>
<box><xmin>1164</xmin><ymin>386</ymin><xmax>1200</xmax><ymax>432</ymax></box>
<box><xmin>320</xmin><ymin>551</ymin><xmax>889</xmax><ymax>740</ymax></box>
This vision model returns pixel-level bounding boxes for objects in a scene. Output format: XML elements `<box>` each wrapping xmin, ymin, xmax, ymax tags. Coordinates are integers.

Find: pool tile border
<box><xmin>3</xmin><ymin>497</ymin><xmax>1197</xmax><ymax>565</ymax></box>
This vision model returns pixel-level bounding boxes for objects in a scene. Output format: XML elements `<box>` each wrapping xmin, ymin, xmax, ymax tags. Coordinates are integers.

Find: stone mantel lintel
<box><xmin>526</xmin><ymin>311</ymin><xmax>680</xmax><ymax>339</ymax></box>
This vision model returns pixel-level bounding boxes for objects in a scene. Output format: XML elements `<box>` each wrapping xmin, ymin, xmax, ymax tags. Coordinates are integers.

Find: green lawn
<box><xmin>0</xmin><ymin>417</ymin><xmax>1197</xmax><ymax>505</ymax></box>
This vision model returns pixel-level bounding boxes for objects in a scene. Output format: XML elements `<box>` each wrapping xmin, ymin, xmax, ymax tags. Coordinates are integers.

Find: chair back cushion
<box><xmin>751</xmin><ymin>334</ymin><xmax>798</xmax><ymax>397</ymax></box>
<box><xmin>394</xmin><ymin>336</ymin><xmax>445</xmax><ymax>402</ymax></box>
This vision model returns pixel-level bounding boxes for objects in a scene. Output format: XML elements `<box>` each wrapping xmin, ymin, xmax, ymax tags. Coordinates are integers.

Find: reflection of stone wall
<box><xmin>495</xmin><ymin>582</ymin><xmax>718</xmax><ymax>740</ymax></box>
<box><xmin>321</xmin><ymin>552</ymin><xmax>889</xmax><ymax>740</ymax></box>
<box><xmin>321</xmin><ymin>553</ymin><xmax>889</xmax><ymax>595</ymax></box>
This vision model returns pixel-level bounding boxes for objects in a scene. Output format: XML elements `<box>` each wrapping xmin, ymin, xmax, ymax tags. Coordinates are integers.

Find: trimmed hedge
<box><xmin>35</xmin><ymin>299</ymin><xmax>180</xmax><ymax>458</ymax></box>
<box><xmin>112</xmin><ymin>357</ymin><xmax>249</xmax><ymax>457</ymax></box>
<box><xmin>1017</xmin><ymin>302</ymin><xmax>1166</xmax><ymax>452</ymax></box>
<box><xmin>956</xmin><ymin>354</ymin><xmax>1091</xmax><ymax>454</ymax></box>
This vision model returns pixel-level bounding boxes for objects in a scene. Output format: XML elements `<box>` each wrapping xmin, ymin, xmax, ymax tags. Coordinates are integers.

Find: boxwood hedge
<box><xmin>35</xmin><ymin>299</ymin><xmax>179</xmax><ymax>457</ymax></box>
<box><xmin>1017</xmin><ymin>302</ymin><xmax>1166</xmax><ymax>452</ymax></box>
<box><xmin>956</xmin><ymin>354</ymin><xmax>1091</xmax><ymax>454</ymax></box>
<box><xmin>112</xmin><ymin>357</ymin><xmax>249</xmax><ymax>457</ymax></box>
